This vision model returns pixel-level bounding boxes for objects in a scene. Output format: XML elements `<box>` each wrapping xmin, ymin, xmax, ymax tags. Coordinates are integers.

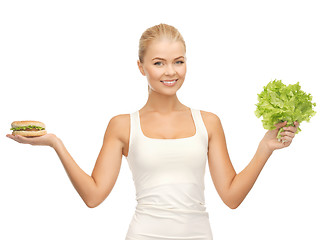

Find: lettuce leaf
<box><xmin>255</xmin><ymin>79</ymin><xmax>316</xmax><ymax>139</ymax></box>
<box><xmin>10</xmin><ymin>125</ymin><xmax>45</xmax><ymax>131</ymax></box>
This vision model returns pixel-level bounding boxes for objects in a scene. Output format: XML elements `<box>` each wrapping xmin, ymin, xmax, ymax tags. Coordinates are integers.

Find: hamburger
<box><xmin>10</xmin><ymin>120</ymin><xmax>47</xmax><ymax>137</ymax></box>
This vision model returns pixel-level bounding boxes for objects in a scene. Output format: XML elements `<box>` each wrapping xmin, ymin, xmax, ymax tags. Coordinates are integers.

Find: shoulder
<box><xmin>200</xmin><ymin>110</ymin><xmax>221</xmax><ymax>123</ymax></box>
<box><xmin>200</xmin><ymin>110</ymin><xmax>222</xmax><ymax>141</ymax></box>
<box><xmin>104</xmin><ymin>113</ymin><xmax>130</xmax><ymax>147</ymax></box>
<box><xmin>108</xmin><ymin>113</ymin><xmax>130</xmax><ymax>128</ymax></box>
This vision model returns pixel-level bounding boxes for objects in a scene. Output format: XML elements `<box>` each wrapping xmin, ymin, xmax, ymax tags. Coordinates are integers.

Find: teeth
<box><xmin>162</xmin><ymin>80</ymin><xmax>176</xmax><ymax>83</ymax></box>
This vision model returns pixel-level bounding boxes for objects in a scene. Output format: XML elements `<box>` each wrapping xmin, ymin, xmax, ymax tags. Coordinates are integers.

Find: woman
<box><xmin>6</xmin><ymin>23</ymin><xmax>299</xmax><ymax>240</ymax></box>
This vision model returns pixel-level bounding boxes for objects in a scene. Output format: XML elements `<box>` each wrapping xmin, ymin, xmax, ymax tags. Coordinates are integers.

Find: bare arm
<box><xmin>7</xmin><ymin>115</ymin><xmax>125</xmax><ymax>208</ymax></box>
<box><xmin>225</xmin><ymin>141</ymin><xmax>272</xmax><ymax>209</ymax></box>
<box><xmin>53</xmin><ymin>115</ymin><xmax>125</xmax><ymax>207</ymax></box>
<box><xmin>52</xmin><ymin>138</ymin><xmax>98</xmax><ymax>207</ymax></box>
<box><xmin>205</xmin><ymin>112</ymin><xmax>298</xmax><ymax>209</ymax></box>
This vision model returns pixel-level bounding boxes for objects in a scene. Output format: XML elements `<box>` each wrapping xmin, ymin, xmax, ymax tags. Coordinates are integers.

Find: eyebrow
<box><xmin>152</xmin><ymin>56</ymin><xmax>185</xmax><ymax>61</ymax></box>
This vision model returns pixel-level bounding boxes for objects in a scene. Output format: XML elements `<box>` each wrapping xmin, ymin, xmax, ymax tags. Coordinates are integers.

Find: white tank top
<box><xmin>125</xmin><ymin>108</ymin><xmax>213</xmax><ymax>240</ymax></box>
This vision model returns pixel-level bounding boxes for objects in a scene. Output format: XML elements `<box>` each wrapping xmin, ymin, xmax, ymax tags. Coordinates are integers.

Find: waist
<box><xmin>136</xmin><ymin>203</ymin><xmax>208</xmax><ymax>217</ymax></box>
<box><xmin>136</xmin><ymin>183</ymin><xmax>207</xmax><ymax>213</ymax></box>
<box><xmin>128</xmin><ymin>205</ymin><xmax>212</xmax><ymax>239</ymax></box>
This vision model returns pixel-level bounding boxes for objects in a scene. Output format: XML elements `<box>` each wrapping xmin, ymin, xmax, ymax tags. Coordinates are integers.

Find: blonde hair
<box><xmin>138</xmin><ymin>23</ymin><xmax>186</xmax><ymax>63</ymax></box>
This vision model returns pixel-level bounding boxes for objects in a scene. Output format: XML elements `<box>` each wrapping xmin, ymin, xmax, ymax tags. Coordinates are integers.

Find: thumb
<box><xmin>274</xmin><ymin>121</ymin><xmax>287</xmax><ymax>129</ymax></box>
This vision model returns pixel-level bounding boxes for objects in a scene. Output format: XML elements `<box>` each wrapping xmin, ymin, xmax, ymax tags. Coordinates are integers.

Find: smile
<box><xmin>160</xmin><ymin>79</ymin><xmax>178</xmax><ymax>86</ymax></box>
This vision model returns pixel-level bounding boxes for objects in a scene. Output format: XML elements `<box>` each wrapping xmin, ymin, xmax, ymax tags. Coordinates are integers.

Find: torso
<box><xmin>119</xmin><ymin>107</ymin><xmax>213</xmax><ymax>157</ymax></box>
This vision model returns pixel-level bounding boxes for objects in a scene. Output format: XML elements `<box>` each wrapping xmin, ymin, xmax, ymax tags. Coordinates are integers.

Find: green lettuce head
<box><xmin>255</xmin><ymin>79</ymin><xmax>316</xmax><ymax>139</ymax></box>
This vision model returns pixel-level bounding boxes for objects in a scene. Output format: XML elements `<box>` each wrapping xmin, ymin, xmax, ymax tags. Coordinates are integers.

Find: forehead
<box><xmin>145</xmin><ymin>39</ymin><xmax>185</xmax><ymax>59</ymax></box>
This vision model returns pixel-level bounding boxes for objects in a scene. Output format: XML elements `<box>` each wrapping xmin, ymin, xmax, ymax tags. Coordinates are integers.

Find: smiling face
<box><xmin>137</xmin><ymin>38</ymin><xmax>187</xmax><ymax>95</ymax></box>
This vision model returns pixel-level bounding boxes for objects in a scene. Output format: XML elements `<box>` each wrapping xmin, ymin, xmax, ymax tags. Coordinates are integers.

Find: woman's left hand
<box><xmin>261</xmin><ymin>121</ymin><xmax>300</xmax><ymax>152</ymax></box>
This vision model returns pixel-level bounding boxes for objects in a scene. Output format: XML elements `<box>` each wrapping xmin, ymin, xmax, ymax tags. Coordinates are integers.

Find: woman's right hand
<box><xmin>6</xmin><ymin>133</ymin><xmax>59</xmax><ymax>148</ymax></box>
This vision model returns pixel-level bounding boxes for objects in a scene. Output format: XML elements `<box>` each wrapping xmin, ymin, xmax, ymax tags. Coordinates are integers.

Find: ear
<box><xmin>137</xmin><ymin>60</ymin><xmax>146</xmax><ymax>76</ymax></box>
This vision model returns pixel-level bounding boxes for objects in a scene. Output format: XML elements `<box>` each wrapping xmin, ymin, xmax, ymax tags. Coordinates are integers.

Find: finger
<box><xmin>6</xmin><ymin>134</ymin><xmax>13</xmax><ymax>139</ymax></box>
<box><xmin>12</xmin><ymin>134</ymin><xmax>34</xmax><ymax>144</ymax></box>
<box><xmin>291</xmin><ymin>125</ymin><xmax>297</xmax><ymax>133</ymax></box>
<box><xmin>282</xmin><ymin>126</ymin><xmax>297</xmax><ymax>133</ymax></box>
<box><xmin>6</xmin><ymin>134</ymin><xmax>20</xmax><ymax>142</ymax></box>
<box><xmin>279</xmin><ymin>136</ymin><xmax>292</xmax><ymax>145</ymax></box>
<box><xmin>281</xmin><ymin>135</ymin><xmax>293</xmax><ymax>143</ymax></box>
<box><xmin>281</xmin><ymin>140</ymin><xmax>292</xmax><ymax>147</ymax></box>
<box><xmin>12</xmin><ymin>134</ymin><xmax>26</xmax><ymax>143</ymax></box>
<box><xmin>275</xmin><ymin>121</ymin><xmax>287</xmax><ymax>129</ymax></box>
<box><xmin>280</xmin><ymin>131</ymin><xmax>295</xmax><ymax>138</ymax></box>
<box><xmin>277</xmin><ymin>138</ymin><xmax>291</xmax><ymax>148</ymax></box>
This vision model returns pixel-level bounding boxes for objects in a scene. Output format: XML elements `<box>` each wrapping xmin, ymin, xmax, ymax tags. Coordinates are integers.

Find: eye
<box><xmin>175</xmin><ymin>60</ymin><xmax>185</xmax><ymax>64</ymax></box>
<box><xmin>154</xmin><ymin>62</ymin><xmax>162</xmax><ymax>66</ymax></box>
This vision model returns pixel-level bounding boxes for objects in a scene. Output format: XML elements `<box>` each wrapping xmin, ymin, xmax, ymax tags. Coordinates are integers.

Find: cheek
<box><xmin>147</xmin><ymin>68</ymin><xmax>163</xmax><ymax>79</ymax></box>
<box><xmin>177</xmin><ymin>66</ymin><xmax>187</xmax><ymax>77</ymax></box>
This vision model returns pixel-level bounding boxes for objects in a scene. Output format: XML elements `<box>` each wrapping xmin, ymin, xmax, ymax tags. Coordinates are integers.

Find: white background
<box><xmin>1</xmin><ymin>0</ymin><xmax>321</xmax><ymax>239</ymax></box>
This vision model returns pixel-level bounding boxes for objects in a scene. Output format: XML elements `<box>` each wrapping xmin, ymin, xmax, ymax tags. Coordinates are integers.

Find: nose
<box><xmin>165</xmin><ymin>64</ymin><xmax>176</xmax><ymax>76</ymax></box>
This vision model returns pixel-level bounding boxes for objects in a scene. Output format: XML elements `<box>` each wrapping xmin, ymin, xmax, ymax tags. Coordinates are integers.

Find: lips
<box><xmin>160</xmin><ymin>79</ymin><xmax>178</xmax><ymax>82</ymax></box>
<box><xmin>160</xmin><ymin>79</ymin><xmax>178</xmax><ymax>87</ymax></box>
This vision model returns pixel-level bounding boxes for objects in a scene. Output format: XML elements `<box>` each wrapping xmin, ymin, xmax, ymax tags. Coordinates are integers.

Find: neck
<box><xmin>142</xmin><ymin>90</ymin><xmax>186</xmax><ymax>114</ymax></box>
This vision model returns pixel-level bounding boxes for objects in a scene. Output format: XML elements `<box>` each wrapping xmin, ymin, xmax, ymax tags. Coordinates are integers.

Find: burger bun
<box><xmin>12</xmin><ymin>130</ymin><xmax>47</xmax><ymax>137</ymax></box>
<box><xmin>11</xmin><ymin>120</ymin><xmax>45</xmax><ymax>129</ymax></box>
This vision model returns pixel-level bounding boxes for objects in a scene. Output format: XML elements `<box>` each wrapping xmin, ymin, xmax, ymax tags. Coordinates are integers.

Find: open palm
<box><xmin>6</xmin><ymin>133</ymin><xmax>57</xmax><ymax>148</ymax></box>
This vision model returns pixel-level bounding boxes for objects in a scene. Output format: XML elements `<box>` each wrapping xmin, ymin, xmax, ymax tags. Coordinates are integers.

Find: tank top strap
<box><xmin>191</xmin><ymin>108</ymin><xmax>209</xmax><ymax>148</ymax></box>
<box><xmin>128</xmin><ymin>110</ymin><xmax>140</xmax><ymax>146</ymax></box>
